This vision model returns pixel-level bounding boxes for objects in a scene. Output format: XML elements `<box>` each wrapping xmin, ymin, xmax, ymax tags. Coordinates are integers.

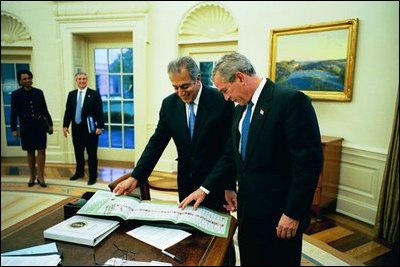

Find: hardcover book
<box><xmin>77</xmin><ymin>190</ymin><xmax>231</xmax><ymax>238</ymax></box>
<box><xmin>43</xmin><ymin>215</ymin><xmax>119</xmax><ymax>246</ymax></box>
<box><xmin>86</xmin><ymin>115</ymin><xmax>97</xmax><ymax>134</ymax></box>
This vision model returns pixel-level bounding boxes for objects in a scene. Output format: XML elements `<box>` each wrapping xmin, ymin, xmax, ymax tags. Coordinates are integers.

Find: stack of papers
<box><xmin>1</xmin><ymin>243</ymin><xmax>62</xmax><ymax>266</ymax></box>
<box><xmin>127</xmin><ymin>225</ymin><xmax>191</xmax><ymax>250</ymax></box>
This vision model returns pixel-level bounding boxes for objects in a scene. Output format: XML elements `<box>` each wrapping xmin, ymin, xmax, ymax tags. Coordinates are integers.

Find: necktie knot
<box><xmin>241</xmin><ymin>101</ymin><xmax>253</xmax><ymax>160</ymax></box>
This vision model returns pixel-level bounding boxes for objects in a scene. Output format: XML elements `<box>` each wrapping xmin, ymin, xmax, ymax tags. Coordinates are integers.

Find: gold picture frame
<box><xmin>269</xmin><ymin>18</ymin><xmax>358</xmax><ymax>101</ymax></box>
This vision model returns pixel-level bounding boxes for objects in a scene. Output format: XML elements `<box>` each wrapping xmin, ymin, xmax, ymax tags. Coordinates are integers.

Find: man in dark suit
<box><xmin>63</xmin><ymin>71</ymin><xmax>104</xmax><ymax>185</ymax></box>
<box><xmin>113</xmin><ymin>56</ymin><xmax>236</xmax><ymax>212</ymax></box>
<box><xmin>180</xmin><ymin>53</ymin><xmax>323</xmax><ymax>266</ymax></box>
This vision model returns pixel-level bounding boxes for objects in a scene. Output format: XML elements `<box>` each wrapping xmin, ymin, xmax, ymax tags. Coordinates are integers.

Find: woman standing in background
<box><xmin>10</xmin><ymin>70</ymin><xmax>53</xmax><ymax>187</ymax></box>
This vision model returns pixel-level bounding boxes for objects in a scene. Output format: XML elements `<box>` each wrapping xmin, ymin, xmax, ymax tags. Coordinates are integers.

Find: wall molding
<box><xmin>178</xmin><ymin>2</ymin><xmax>238</xmax><ymax>44</ymax></box>
<box><xmin>1</xmin><ymin>11</ymin><xmax>32</xmax><ymax>47</ymax></box>
<box><xmin>336</xmin><ymin>145</ymin><xmax>386</xmax><ymax>225</ymax></box>
<box><xmin>54</xmin><ymin>1</ymin><xmax>149</xmax><ymax>18</ymax></box>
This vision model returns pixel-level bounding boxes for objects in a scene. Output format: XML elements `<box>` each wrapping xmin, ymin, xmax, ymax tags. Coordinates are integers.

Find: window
<box><xmin>1</xmin><ymin>62</ymin><xmax>30</xmax><ymax>146</ymax></box>
<box><xmin>94</xmin><ymin>48</ymin><xmax>134</xmax><ymax>149</ymax></box>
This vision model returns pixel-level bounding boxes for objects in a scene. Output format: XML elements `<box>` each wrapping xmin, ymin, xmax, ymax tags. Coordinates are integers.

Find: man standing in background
<box><xmin>63</xmin><ymin>71</ymin><xmax>104</xmax><ymax>185</ymax></box>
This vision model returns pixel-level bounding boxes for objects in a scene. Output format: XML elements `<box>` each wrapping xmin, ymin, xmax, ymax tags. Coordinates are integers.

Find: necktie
<box><xmin>75</xmin><ymin>91</ymin><xmax>82</xmax><ymax>124</ymax></box>
<box><xmin>241</xmin><ymin>101</ymin><xmax>253</xmax><ymax>160</ymax></box>
<box><xmin>188</xmin><ymin>102</ymin><xmax>196</xmax><ymax>139</ymax></box>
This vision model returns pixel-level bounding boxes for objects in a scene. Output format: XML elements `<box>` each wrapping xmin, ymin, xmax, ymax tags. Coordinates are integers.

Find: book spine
<box><xmin>44</xmin><ymin>232</ymin><xmax>93</xmax><ymax>246</ymax></box>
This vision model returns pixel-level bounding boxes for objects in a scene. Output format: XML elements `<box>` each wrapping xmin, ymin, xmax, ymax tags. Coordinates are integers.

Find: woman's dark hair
<box><xmin>17</xmin><ymin>70</ymin><xmax>33</xmax><ymax>83</ymax></box>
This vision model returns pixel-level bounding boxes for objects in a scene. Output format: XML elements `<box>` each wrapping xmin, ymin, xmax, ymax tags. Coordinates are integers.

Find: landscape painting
<box><xmin>269</xmin><ymin>19</ymin><xmax>358</xmax><ymax>101</ymax></box>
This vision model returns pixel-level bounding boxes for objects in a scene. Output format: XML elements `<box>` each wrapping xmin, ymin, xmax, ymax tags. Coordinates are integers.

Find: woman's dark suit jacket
<box><xmin>132</xmin><ymin>85</ymin><xmax>235</xmax><ymax>211</ymax></box>
<box><xmin>10</xmin><ymin>87</ymin><xmax>53</xmax><ymax>150</ymax></box>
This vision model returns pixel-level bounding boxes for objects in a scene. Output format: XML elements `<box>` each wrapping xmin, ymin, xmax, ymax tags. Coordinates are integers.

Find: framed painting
<box><xmin>269</xmin><ymin>18</ymin><xmax>358</xmax><ymax>101</ymax></box>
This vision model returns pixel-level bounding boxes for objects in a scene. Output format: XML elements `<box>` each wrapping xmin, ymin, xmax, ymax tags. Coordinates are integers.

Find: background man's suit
<box><xmin>132</xmin><ymin>85</ymin><xmax>235</xmax><ymax>211</ymax></box>
<box><xmin>63</xmin><ymin>88</ymin><xmax>104</xmax><ymax>181</ymax></box>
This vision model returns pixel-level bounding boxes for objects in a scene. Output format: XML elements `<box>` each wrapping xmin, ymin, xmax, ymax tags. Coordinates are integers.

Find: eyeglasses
<box><xmin>172</xmin><ymin>81</ymin><xmax>194</xmax><ymax>91</ymax></box>
<box><xmin>93</xmin><ymin>242</ymin><xmax>136</xmax><ymax>266</ymax></box>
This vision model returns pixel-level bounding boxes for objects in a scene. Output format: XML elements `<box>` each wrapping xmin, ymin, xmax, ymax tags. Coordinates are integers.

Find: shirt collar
<box><xmin>250</xmin><ymin>78</ymin><xmax>266</xmax><ymax>106</ymax></box>
<box><xmin>187</xmin><ymin>83</ymin><xmax>202</xmax><ymax>107</ymax></box>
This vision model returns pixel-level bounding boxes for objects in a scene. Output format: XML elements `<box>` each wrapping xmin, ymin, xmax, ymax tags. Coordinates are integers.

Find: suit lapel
<box><xmin>243</xmin><ymin>79</ymin><xmax>274</xmax><ymax>165</ymax></box>
<box><xmin>175</xmin><ymin>98</ymin><xmax>190</xmax><ymax>144</ymax></box>
<box><xmin>191</xmin><ymin>87</ymin><xmax>211</xmax><ymax>144</ymax></box>
<box><xmin>82</xmin><ymin>89</ymin><xmax>92</xmax><ymax>114</ymax></box>
<box><xmin>233</xmin><ymin>105</ymin><xmax>245</xmax><ymax>161</ymax></box>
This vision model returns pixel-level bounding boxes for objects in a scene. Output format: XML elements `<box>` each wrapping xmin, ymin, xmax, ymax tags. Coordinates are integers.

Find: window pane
<box><xmin>16</xmin><ymin>63</ymin><xmax>29</xmax><ymax>72</ymax></box>
<box><xmin>111</xmin><ymin>126</ymin><xmax>122</xmax><ymax>148</ymax></box>
<box><xmin>200</xmin><ymin>61</ymin><xmax>214</xmax><ymax>87</ymax></box>
<box><xmin>110</xmin><ymin>101</ymin><xmax>121</xmax><ymax>124</ymax></box>
<box><xmin>2</xmin><ymin>84</ymin><xmax>15</xmax><ymax>106</ymax></box>
<box><xmin>109</xmin><ymin>75</ymin><xmax>121</xmax><ymax>99</ymax></box>
<box><xmin>96</xmin><ymin>74</ymin><xmax>109</xmax><ymax>97</ymax></box>
<box><xmin>108</xmin><ymin>49</ymin><xmax>121</xmax><ymax>73</ymax></box>
<box><xmin>122</xmin><ymin>48</ymin><xmax>133</xmax><ymax>73</ymax></box>
<box><xmin>124</xmin><ymin>126</ymin><xmax>134</xmax><ymax>149</ymax></box>
<box><xmin>123</xmin><ymin>75</ymin><xmax>133</xmax><ymax>99</ymax></box>
<box><xmin>4</xmin><ymin>106</ymin><xmax>11</xmax><ymax>125</ymax></box>
<box><xmin>102</xmin><ymin>102</ymin><xmax>109</xmax><ymax>124</ymax></box>
<box><xmin>6</xmin><ymin>127</ymin><xmax>20</xmax><ymax>146</ymax></box>
<box><xmin>123</xmin><ymin>101</ymin><xmax>134</xmax><ymax>124</ymax></box>
<box><xmin>95</xmin><ymin>49</ymin><xmax>108</xmax><ymax>73</ymax></box>
<box><xmin>2</xmin><ymin>62</ymin><xmax>29</xmax><ymax>147</ymax></box>
<box><xmin>99</xmin><ymin>128</ymin><xmax>109</xmax><ymax>147</ymax></box>
<box><xmin>1</xmin><ymin>63</ymin><xmax>15</xmax><ymax>84</ymax></box>
<box><xmin>93</xmin><ymin>47</ymin><xmax>135</xmax><ymax>151</ymax></box>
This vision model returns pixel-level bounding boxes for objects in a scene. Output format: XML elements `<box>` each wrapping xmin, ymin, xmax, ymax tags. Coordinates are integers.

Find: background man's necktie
<box><xmin>75</xmin><ymin>91</ymin><xmax>82</xmax><ymax>124</ymax></box>
<box><xmin>241</xmin><ymin>101</ymin><xmax>253</xmax><ymax>160</ymax></box>
<box><xmin>188</xmin><ymin>102</ymin><xmax>196</xmax><ymax>139</ymax></box>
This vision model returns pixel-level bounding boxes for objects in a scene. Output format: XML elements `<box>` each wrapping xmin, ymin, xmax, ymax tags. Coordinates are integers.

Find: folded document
<box><xmin>77</xmin><ymin>190</ymin><xmax>231</xmax><ymax>237</ymax></box>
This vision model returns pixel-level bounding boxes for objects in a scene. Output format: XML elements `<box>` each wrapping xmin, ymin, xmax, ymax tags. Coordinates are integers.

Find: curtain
<box><xmin>374</xmin><ymin>91</ymin><xmax>399</xmax><ymax>244</ymax></box>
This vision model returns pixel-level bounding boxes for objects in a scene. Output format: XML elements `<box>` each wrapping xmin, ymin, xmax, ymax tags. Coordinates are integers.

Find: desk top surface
<box><xmin>1</xmin><ymin>205</ymin><xmax>237</xmax><ymax>266</ymax></box>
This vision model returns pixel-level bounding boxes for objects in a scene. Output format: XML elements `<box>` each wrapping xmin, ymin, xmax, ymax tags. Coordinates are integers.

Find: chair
<box><xmin>108</xmin><ymin>172</ymin><xmax>178</xmax><ymax>200</ymax></box>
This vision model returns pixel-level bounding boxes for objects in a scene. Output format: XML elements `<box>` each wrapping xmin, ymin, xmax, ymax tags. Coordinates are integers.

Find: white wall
<box><xmin>1</xmin><ymin>1</ymin><xmax>398</xmax><ymax>224</ymax></box>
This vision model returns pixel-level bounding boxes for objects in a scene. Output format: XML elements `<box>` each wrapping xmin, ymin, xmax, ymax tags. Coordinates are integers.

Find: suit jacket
<box><xmin>63</xmin><ymin>88</ymin><xmax>104</xmax><ymax>131</ymax></box>
<box><xmin>211</xmin><ymin>79</ymin><xmax>323</xmax><ymax>228</ymax></box>
<box><xmin>11</xmin><ymin>87</ymin><xmax>53</xmax><ymax>132</ymax></box>
<box><xmin>132</xmin><ymin>85</ymin><xmax>235</xmax><ymax>211</ymax></box>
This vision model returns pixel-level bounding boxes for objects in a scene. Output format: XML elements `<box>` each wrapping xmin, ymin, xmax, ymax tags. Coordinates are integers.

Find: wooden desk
<box><xmin>1</xmin><ymin>206</ymin><xmax>237</xmax><ymax>266</ymax></box>
<box><xmin>312</xmin><ymin>136</ymin><xmax>343</xmax><ymax>218</ymax></box>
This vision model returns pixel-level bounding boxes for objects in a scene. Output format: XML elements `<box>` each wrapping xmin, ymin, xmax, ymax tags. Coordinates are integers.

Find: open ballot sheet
<box><xmin>77</xmin><ymin>190</ymin><xmax>231</xmax><ymax>237</ymax></box>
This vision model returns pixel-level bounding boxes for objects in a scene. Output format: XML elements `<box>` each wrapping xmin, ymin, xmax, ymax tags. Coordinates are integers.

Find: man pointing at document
<box><xmin>180</xmin><ymin>53</ymin><xmax>323</xmax><ymax>266</ymax></box>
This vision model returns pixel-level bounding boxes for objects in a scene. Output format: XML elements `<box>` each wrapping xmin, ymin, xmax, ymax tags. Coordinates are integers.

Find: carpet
<box><xmin>1</xmin><ymin>176</ymin><xmax>364</xmax><ymax>266</ymax></box>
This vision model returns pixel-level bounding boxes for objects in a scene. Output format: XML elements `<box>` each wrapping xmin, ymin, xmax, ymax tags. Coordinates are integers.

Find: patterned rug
<box><xmin>1</xmin><ymin>176</ymin><xmax>364</xmax><ymax>266</ymax></box>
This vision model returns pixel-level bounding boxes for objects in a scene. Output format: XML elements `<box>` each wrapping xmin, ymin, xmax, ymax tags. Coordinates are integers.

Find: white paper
<box><xmin>103</xmin><ymin>258</ymin><xmax>172</xmax><ymax>266</ymax></box>
<box><xmin>1</xmin><ymin>243</ymin><xmax>58</xmax><ymax>256</ymax></box>
<box><xmin>1</xmin><ymin>254</ymin><xmax>61</xmax><ymax>266</ymax></box>
<box><xmin>127</xmin><ymin>225</ymin><xmax>191</xmax><ymax>250</ymax></box>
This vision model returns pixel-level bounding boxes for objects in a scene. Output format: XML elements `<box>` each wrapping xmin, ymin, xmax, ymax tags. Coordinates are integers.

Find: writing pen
<box><xmin>161</xmin><ymin>250</ymin><xmax>184</xmax><ymax>263</ymax></box>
